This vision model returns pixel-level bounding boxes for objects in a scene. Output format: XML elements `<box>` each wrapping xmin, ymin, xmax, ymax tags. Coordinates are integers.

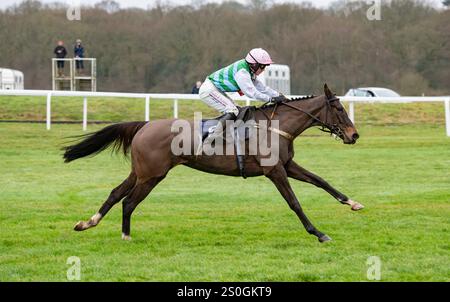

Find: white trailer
<box><xmin>0</xmin><ymin>68</ymin><xmax>24</xmax><ymax>90</ymax></box>
<box><xmin>257</xmin><ymin>64</ymin><xmax>291</xmax><ymax>95</ymax></box>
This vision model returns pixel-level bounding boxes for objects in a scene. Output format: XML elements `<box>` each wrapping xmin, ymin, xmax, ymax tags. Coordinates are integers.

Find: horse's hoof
<box><xmin>318</xmin><ymin>235</ymin><xmax>332</xmax><ymax>243</ymax></box>
<box><xmin>74</xmin><ymin>221</ymin><xmax>85</xmax><ymax>231</ymax></box>
<box><xmin>351</xmin><ymin>203</ymin><xmax>365</xmax><ymax>211</ymax></box>
<box><xmin>345</xmin><ymin>199</ymin><xmax>365</xmax><ymax>211</ymax></box>
<box><xmin>122</xmin><ymin>233</ymin><xmax>132</xmax><ymax>241</ymax></box>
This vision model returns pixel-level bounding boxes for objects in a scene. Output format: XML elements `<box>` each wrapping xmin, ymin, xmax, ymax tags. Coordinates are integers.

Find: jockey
<box><xmin>199</xmin><ymin>48</ymin><xmax>289</xmax><ymax>138</ymax></box>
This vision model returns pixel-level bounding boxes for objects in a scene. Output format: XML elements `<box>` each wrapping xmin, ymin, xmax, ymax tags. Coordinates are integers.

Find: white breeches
<box><xmin>199</xmin><ymin>78</ymin><xmax>239</xmax><ymax>116</ymax></box>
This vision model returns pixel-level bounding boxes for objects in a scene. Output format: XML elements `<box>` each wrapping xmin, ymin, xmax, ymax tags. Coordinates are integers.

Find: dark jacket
<box><xmin>74</xmin><ymin>45</ymin><xmax>84</xmax><ymax>58</ymax></box>
<box><xmin>54</xmin><ymin>46</ymin><xmax>67</xmax><ymax>58</ymax></box>
<box><xmin>191</xmin><ymin>86</ymin><xmax>200</xmax><ymax>94</ymax></box>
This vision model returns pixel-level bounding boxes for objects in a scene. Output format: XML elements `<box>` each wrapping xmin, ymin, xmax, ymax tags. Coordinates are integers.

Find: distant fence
<box><xmin>0</xmin><ymin>89</ymin><xmax>449</xmax><ymax>137</ymax></box>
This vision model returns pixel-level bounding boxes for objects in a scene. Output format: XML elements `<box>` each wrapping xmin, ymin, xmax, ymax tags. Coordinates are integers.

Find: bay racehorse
<box><xmin>63</xmin><ymin>84</ymin><xmax>363</xmax><ymax>243</ymax></box>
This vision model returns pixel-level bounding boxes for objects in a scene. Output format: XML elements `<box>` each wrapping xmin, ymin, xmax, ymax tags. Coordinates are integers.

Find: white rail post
<box><xmin>51</xmin><ymin>59</ymin><xmax>55</xmax><ymax>91</ymax></box>
<box><xmin>83</xmin><ymin>97</ymin><xmax>88</xmax><ymax>131</ymax></box>
<box><xmin>349</xmin><ymin>101</ymin><xmax>355</xmax><ymax>123</ymax></box>
<box><xmin>145</xmin><ymin>95</ymin><xmax>150</xmax><ymax>122</ymax></box>
<box><xmin>445</xmin><ymin>97</ymin><xmax>450</xmax><ymax>137</ymax></box>
<box><xmin>174</xmin><ymin>99</ymin><xmax>178</xmax><ymax>118</ymax></box>
<box><xmin>46</xmin><ymin>92</ymin><xmax>52</xmax><ymax>130</ymax></box>
<box><xmin>246</xmin><ymin>97</ymin><xmax>251</xmax><ymax>107</ymax></box>
<box><xmin>71</xmin><ymin>59</ymin><xmax>75</xmax><ymax>91</ymax></box>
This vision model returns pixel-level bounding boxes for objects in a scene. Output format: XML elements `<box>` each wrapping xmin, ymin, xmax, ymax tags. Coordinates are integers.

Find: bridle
<box><xmin>258</xmin><ymin>96</ymin><xmax>345</xmax><ymax>141</ymax></box>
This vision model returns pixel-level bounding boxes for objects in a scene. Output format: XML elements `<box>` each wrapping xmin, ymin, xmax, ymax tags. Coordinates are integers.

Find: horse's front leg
<box><xmin>285</xmin><ymin>160</ymin><xmax>364</xmax><ymax>211</ymax></box>
<box><xmin>265</xmin><ymin>163</ymin><xmax>331</xmax><ymax>243</ymax></box>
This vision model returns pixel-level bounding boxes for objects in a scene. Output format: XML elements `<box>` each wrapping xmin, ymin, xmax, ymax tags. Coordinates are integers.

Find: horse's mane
<box><xmin>259</xmin><ymin>95</ymin><xmax>317</xmax><ymax>109</ymax></box>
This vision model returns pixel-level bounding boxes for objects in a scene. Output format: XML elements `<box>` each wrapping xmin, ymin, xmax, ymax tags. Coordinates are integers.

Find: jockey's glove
<box><xmin>270</xmin><ymin>94</ymin><xmax>289</xmax><ymax>104</ymax></box>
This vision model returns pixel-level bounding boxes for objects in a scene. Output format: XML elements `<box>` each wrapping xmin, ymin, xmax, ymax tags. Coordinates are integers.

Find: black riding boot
<box><xmin>204</xmin><ymin>112</ymin><xmax>237</xmax><ymax>141</ymax></box>
<box><xmin>216</xmin><ymin>112</ymin><xmax>237</xmax><ymax>134</ymax></box>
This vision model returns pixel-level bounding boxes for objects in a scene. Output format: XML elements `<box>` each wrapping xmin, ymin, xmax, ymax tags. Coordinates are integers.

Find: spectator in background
<box><xmin>74</xmin><ymin>39</ymin><xmax>85</xmax><ymax>75</ymax></box>
<box><xmin>54</xmin><ymin>40</ymin><xmax>67</xmax><ymax>77</ymax></box>
<box><xmin>191</xmin><ymin>80</ymin><xmax>202</xmax><ymax>94</ymax></box>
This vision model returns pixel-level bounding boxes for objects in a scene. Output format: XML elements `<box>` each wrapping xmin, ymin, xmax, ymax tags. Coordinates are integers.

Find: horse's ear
<box><xmin>324</xmin><ymin>83</ymin><xmax>333</xmax><ymax>100</ymax></box>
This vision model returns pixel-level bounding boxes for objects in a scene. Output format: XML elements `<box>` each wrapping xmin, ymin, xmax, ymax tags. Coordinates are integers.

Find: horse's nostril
<box><xmin>352</xmin><ymin>133</ymin><xmax>360</xmax><ymax>140</ymax></box>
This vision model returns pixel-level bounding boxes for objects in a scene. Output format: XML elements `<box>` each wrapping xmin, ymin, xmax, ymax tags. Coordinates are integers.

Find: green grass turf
<box><xmin>0</xmin><ymin>120</ymin><xmax>449</xmax><ymax>281</ymax></box>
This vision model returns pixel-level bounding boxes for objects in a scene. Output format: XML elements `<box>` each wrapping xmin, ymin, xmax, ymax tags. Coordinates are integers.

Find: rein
<box><xmin>257</xmin><ymin>97</ymin><xmax>344</xmax><ymax>140</ymax></box>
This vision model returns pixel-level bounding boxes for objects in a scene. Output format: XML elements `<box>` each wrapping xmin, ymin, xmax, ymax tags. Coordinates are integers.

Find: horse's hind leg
<box><xmin>121</xmin><ymin>175</ymin><xmax>166</xmax><ymax>241</ymax></box>
<box><xmin>74</xmin><ymin>172</ymin><xmax>137</xmax><ymax>231</ymax></box>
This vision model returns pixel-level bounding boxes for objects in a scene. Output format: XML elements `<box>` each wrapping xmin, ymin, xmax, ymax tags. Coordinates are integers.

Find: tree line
<box><xmin>0</xmin><ymin>0</ymin><xmax>449</xmax><ymax>95</ymax></box>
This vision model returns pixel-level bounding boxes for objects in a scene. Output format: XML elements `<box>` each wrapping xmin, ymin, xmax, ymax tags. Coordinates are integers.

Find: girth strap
<box><xmin>254</xmin><ymin>124</ymin><xmax>294</xmax><ymax>141</ymax></box>
<box><xmin>268</xmin><ymin>127</ymin><xmax>294</xmax><ymax>141</ymax></box>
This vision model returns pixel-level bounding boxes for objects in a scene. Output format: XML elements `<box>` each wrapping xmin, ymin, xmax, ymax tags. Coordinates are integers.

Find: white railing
<box><xmin>0</xmin><ymin>89</ymin><xmax>449</xmax><ymax>137</ymax></box>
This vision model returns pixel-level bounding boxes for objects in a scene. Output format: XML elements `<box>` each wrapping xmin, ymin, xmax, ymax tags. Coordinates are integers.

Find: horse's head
<box><xmin>321</xmin><ymin>84</ymin><xmax>359</xmax><ymax>144</ymax></box>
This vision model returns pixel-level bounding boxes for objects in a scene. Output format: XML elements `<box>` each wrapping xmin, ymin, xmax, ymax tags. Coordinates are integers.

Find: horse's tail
<box><xmin>62</xmin><ymin>121</ymin><xmax>147</xmax><ymax>163</ymax></box>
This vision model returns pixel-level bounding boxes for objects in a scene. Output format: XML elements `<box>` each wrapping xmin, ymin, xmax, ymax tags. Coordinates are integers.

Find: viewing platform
<box><xmin>52</xmin><ymin>58</ymin><xmax>97</xmax><ymax>92</ymax></box>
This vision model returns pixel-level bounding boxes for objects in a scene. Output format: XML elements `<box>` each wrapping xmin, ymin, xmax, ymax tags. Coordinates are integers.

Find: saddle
<box><xmin>199</xmin><ymin>106</ymin><xmax>256</xmax><ymax>179</ymax></box>
<box><xmin>200</xmin><ymin>106</ymin><xmax>256</xmax><ymax>141</ymax></box>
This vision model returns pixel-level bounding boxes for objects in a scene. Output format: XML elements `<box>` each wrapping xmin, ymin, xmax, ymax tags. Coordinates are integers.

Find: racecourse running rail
<box><xmin>0</xmin><ymin>89</ymin><xmax>449</xmax><ymax>137</ymax></box>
